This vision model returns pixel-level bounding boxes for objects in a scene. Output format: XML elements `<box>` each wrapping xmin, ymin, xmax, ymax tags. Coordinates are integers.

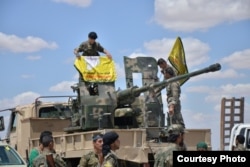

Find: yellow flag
<box><xmin>74</xmin><ymin>56</ymin><xmax>117</xmax><ymax>82</ymax></box>
<box><xmin>168</xmin><ymin>37</ymin><xmax>189</xmax><ymax>86</ymax></box>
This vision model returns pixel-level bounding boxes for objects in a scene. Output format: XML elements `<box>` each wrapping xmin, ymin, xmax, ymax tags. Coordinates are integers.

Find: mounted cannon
<box><xmin>64</xmin><ymin>56</ymin><xmax>221</xmax><ymax>132</ymax></box>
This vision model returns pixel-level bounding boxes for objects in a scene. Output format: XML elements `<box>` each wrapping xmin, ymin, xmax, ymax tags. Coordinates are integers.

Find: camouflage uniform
<box><xmin>72</xmin><ymin>40</ymin><xmax>106</xmax><ymax>124</ymax></box>
<box><xmin>102</xmin><ymin>150</ymin><xmax>119</xmax><ymax>167</ymax></box>
<box><xmin>177</xmin><ymin>143</ymin><xmax>187</xmax><ymax>151</ymax></box>
<box><xmin>154</xmin><ymin>143</ymin><xmax>180</xmax><ymax>167</ymax></box>
<box><xmin>234</xmin><ymin>144</ymin><xmax>246</xmax><ymax>151</ymax></box>
<box><xmin>166</xmin><ymin>81</ymin><xmax>185</xmax><ymax>128</ymax></box>
<box><xmin>78</xmin><ymin>151</ymin><xmax>100</xmax><ymax>167</ymax></box>
<box><xmin>154</xmin><ymin>124</ymin><xmax>186</xmax><ymax>167</ymax></box>
<box><xmin>76</xmin><ymin>41</ymin><xmax>105</xmax><ymax>56</ymax></box>
<box><xmin>32</xmin><ymin>148</ymin><xmax>66</xmax><ymax>167</ymax></box>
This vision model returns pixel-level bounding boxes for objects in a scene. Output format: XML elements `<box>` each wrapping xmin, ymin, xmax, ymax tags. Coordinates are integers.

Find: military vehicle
<box><xmin>0</xmin><ymin>56</ymin><xmax>221</xmax><ymax>166</ymax></box>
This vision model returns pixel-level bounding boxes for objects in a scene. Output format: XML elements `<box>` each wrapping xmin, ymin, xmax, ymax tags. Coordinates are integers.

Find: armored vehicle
<box><xmin>0</xmin><ymin>56</ymin><xmax>220</xmax><ymax>166</ymax></box>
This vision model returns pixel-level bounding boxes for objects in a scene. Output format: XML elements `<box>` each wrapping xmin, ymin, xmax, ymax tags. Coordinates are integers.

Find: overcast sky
<box><xmin>0</xmin><ymin>0</ymin><xmax>250</xmax><ymax>150</ymax></box>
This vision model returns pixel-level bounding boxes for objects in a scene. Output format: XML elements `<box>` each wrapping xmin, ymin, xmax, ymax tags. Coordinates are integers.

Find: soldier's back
<box><xmin>154</xmin><ymin>143</ymin><xmax>178</xmax><ymax>167</ymax></box>
<box><xmin>33</xmin><ymin>150</ymin><xmax>66</xmax><ymax>167</ymax></box>
<box><xmin>103</xmin><ymin>151</ymin><xmax>119</xmax><ymax>167</ymax></box>
<box><xmin>234</xmin><ymin>144</ymin><xmax>246</xmax><ymax>151</ymax></box>
<box><xmin>32</xmin><ymin>154</ymin><xmax>47</xmax><ymax>167</ymax></box>
<box><xmin>53</xmin><ymin>153</ymin><xmax>67</xmax><ymax>167</ymax></box>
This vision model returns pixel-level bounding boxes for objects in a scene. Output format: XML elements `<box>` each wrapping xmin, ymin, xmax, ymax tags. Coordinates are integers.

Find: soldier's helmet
<box><xmin>159</xmin><ymin>128</ymin><xmax>169</xmax><ymax>142</ymax></box>
<box><xmin>88</xmin><ymin>32</ymin><xmax>98</xmax><ymax>40</ymax></box>
<box><xmin>159</xmin><ymin>124</ymin><xmax>186</xmax><ymax>142</ymax></box>
<box><xmin>196</xmin><ymin>141</ymin><xmax>208</xmax><ymax>150</ymax></box>
<box><xmin>167</xmin><ymin>124</ymin><xmax>186</xmax><ymax>135</ymax></box>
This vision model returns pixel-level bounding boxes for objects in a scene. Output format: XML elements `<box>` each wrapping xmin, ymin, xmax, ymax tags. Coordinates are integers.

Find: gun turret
<box><xmin>65</xmin><ymin>55</ymin><xmax>221</xmax><ymax>132</ymax></box>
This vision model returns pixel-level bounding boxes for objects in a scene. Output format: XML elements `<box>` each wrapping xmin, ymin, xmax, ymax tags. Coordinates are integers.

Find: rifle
<box><xmin>46</xmin><ymin>154</ymin><xmax>55</xmax><ymax>167</ymax></box>
<box><xmin>25</xmin><ymin>149</ymin><xmax>29</xmax><ymax>166</ymax></box>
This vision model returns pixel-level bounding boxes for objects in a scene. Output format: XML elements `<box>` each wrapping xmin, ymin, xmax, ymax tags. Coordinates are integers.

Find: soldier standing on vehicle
<box><xmin>154</xmin><ymin>124</ymin><xmax>186</xmax><ymax>167</ymax></box>
<box><xmin>33</xmin><ymin>135</ymin><xmax>66</xmax><ymax>167</ymax></box>
<box><xmin>78</xmin><ymin>134</ymin><xmax>104</xmax><ymax>167</ymax></box>
<box><xmin>102</xmin><ymin>131</ymin><xmax>120</xmax><ymax>167</ymax></box>
<box><xmin>233</xmin><ymin>134</ymin><xmax>246</xmax><ymax>151</ymax></box>
<box><xmin>74</xmin><ymin>31</ymin><xmax>112</xmax><ymax>59</ymax></box>
<box><xmin>157</xmin><ymin>58</ymin><xmax>176</xmax><ymax>79</ymax></box>
<box><xmin>29</xmin><ymin>131</ymin><xmax>53</xmax><ymax>167</ymax></box>
<box><xmin>163</xmin><ymin>67</ymin><xmax>185</xmax><ymax>128</ymax></box>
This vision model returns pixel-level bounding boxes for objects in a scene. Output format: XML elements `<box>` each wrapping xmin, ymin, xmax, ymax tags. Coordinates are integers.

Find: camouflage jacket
<box><xmin>166</xmin><ymin>81</ymin><xmax>181</xmax><ymax>106</ymax></box>
<box><xmin>177</xmin><ymin>142</ymin><xmax>187</xmax><ymax>151</ymax></box>
<box><xmin>102</xmin><ymin>150</ymin><xmax>119</xmax><ymax>167</ymax></box>
<box><xmin>76</xmin><ymin>41</ymin><xmax>104</xmax><ymax>56</ymax></box>
<box><xmin>32</xmin><ymin>148</ymin><xmax>66</xmax><ymax>167</ymax></box>
<box><xmin>154</xmin><ymin>143</ymin><xmax>180</xmax><ymax>167</ymax></box>
<box><xmin>234</xmin><ymin>144</ymin><xmax>246</xmax><ymax>151</ymax></box>
<box><xmin>78</xmin><ymin>151</ymin><xmax>100</xmax><ymax>167</ymax></box>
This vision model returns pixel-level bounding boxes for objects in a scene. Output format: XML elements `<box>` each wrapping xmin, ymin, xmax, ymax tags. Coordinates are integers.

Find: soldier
<box><xmin>154</xmin><ymin>124</ymin><xmax>186</xmax><ymax>167</ymax></box>
<box><xmin>78</xmin><ymin>134</ymin><xmax>104</xmax><ymax>167</ymax></box>
<box><xmin>163</xmin><ymin>67</ymin><xmax>185</xmax><ymax>128</ymax></box>
<box><xmin>74</xmin><ymin>31</ymin><xmax>112</xmax><ymax>59</ymax></box>
<box><xmin>233</xmin><ymin>134</ymin><xmax>246</xmax><ymax>151</ymax></box>
<box><xmin>196</xmin><ymin>141</ymin><xmax>208</xmax><ymax>151</ymax></box>
<box><xmin>102</xmin><ymin>131</ymin><xmax>120</xmax><ymax>167</ymax></box>
<box><xmin>33</xmin><ymin>135</ymin><xmax>66</xmax><ymax>167</ymax></box>
<box><xmin>29</xmin><ymin>131</ymin><xmax>53</xmax><ymax>167</ymax></box>
<box><xmin>157</xmin><ymin>58</ymin><xmax>175</xmax><ymax>79</ymax></box>
<box><xmin>72</xmin><ymin>32</ymin><xmax>113</xmax><ymax>127</ymax></box>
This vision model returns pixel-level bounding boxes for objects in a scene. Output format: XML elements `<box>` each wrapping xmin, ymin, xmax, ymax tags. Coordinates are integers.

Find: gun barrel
<box><xmin>151</xmin><ymin>63</ymin><xmax>221</xmax><ymax>89</ymax></box>
<box><xmin>117</xmin><ymin>63</ymin><xmax>221</xmax><ymax>105</ymax></box>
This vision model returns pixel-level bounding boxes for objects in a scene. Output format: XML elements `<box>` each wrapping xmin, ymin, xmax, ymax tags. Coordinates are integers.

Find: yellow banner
<box><xmin>74</xmin><ymin>56</ymin><xmax>117</xmax><ymax>82</ymax></box>
<box><xmin>168</xmin><ymin>37</ymin><xmax>189</xmax><ymax>86</ymax></box>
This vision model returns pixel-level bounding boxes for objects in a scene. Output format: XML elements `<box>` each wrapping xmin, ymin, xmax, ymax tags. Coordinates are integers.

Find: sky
<box><xmin>0</xmin><ymin>0</ymin><xmax>250</xmax><ymax>150</ymax></box>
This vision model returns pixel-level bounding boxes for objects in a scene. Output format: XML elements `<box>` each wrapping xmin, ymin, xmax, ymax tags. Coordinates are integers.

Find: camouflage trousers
<box><xmin>169</xmin><ymin>103</ymin><xmax>185</xmax><ymax>128</ymax></box>
<box><xmin>71</xmin><ymin>113</ymin><xmax>80</xmax><ymax>127</ymax></box>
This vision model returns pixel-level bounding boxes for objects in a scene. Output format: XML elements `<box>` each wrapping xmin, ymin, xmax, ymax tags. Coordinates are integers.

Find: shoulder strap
<box><xmin>46</xmin><ymin>154</ymin><xmax>55</xmax><ymax>167</ymax></box>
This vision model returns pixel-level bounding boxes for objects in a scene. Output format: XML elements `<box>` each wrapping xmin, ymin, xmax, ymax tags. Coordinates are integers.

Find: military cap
<box><xmin>167</xmin><ymin>124</ymin><xmax>186</xmax><ymax>135</ymax></box>
<box><xmin>103</xmin><ymin>131</ymin><xmax>119</xmax><ymax>146</ymax></box>
<box><xmin>197</xmin><ymin>141</ymin><xmax>208</xmax><ymax>150</ymax></box>
<box><xmin>92</xmin><ymin>134</ymin><xmax>103</xmax><ymax>142</ymax></box>
<box><xmin>88</xmin><ymin>32</ymin><xmax>98</xmax><ymax>39</ymax></box>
